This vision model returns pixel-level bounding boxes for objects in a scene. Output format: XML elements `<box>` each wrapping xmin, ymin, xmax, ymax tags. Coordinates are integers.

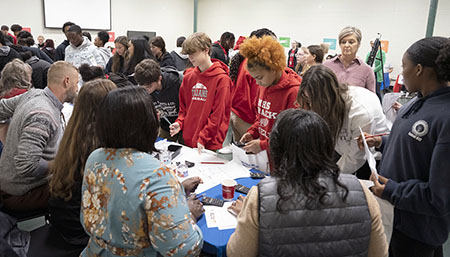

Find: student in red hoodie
<box><xmin>170</xmin><ymin>32</ymin><xmax>232</xmax><ymax>153</ymax></box>
<box><xmin>240</xmin><ymin>35</ymin><xmax>301</xmax><ymax>154</ymax></box>
<box><xmin>229</xmin><ymin>28</ymin><xmax>277</xmax><ymax>142</ymax></box>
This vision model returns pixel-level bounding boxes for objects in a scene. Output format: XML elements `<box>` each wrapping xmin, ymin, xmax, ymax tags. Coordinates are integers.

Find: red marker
<box><xmin>365</xmin><ymin>133</ymin><xmax>390</xmax><ymax>139</ymax></box>
<box><xmin>200</xmin><ymin>161</ymin><xmax>225</xmax><ymax>164</ymax></box>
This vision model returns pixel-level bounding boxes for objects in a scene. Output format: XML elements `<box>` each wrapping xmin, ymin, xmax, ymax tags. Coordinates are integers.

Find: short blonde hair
<box><xmin>338</xmin><ymin>26</ymin><xmax>362</xmax><ymax>44</ymax></box>
<box><xmin>47</xmin><ymin>61</ymin><xmax>78</xmax><ymax>85</ymax></box>
<box><xmin>0</xmin><ymin>59</ymin><xmax>32</xmax><ymax>96</ymax></box>
<box><xmin>182</xmin><ymin>32</ymin><xmax>212</xmax><ymax>55</ymax></box>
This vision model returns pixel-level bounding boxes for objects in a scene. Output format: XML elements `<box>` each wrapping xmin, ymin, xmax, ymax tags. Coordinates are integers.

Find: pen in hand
<box><xmin>355</xmin><ymin>132</ymin><xmax>390</xmax><ymax>140</ymax></box>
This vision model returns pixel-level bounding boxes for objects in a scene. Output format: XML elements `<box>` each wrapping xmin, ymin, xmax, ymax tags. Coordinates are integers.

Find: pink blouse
<box><xmin>323</xmin><ymin>55</ymin><xmax>376</xmax><ymax>93</ymax></box>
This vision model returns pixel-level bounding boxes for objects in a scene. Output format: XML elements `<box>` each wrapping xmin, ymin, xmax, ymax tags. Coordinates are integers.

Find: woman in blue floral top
<box><xmin>81</xmin><ymin>86</ymin><xmax>203</xmax><ymax>256</ymax></box>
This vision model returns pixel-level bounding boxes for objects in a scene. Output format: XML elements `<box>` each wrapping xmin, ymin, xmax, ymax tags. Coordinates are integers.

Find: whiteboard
<box><xmin>43</xmin><ymin>0</ymin><xmax>111</xmax><ymax>30</ymax></box>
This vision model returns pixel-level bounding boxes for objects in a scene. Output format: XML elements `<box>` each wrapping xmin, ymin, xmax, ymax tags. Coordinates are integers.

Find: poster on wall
<box><xmin>22</xmin><ymin>27</ymin><xmax>31</xmax><ymax>33</ymax></box>
<box><xmin>380</xmin><ymin>40</ymin><xmax>389</xmax><ymax>53</ymax></box>
<box><xmin>323</xmin><ymin>38</ymin><xmax>337</xmax><ymax>50</ymax></box>
<box><xmin>108</xmin><ymin>32</ymin><xmax>115</xmax><ymax>42</ymax></box>
<box><xmin>279</xmin><ymin>37</ymin><xmax>290</xmax><ymax>48</ymax></box>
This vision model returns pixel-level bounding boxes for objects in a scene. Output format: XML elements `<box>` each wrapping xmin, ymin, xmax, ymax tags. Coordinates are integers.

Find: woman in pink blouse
<box><xmin>323</xmin><ymin>26</ymin><xmax>376</xmax><ymax>93</ymax></box>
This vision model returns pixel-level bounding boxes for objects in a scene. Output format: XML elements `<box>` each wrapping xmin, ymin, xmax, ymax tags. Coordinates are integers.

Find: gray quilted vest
<box><xmin>258</xmin><ymin>173</ymin><xmax>371</xmax><ymax>257</ymax></box>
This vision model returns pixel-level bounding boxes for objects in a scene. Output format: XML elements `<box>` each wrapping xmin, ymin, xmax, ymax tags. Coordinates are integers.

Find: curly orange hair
<box><xmin>239</xmin><ymin>35</ymin><xmax>286</xmax><ymax>72</ymax></box>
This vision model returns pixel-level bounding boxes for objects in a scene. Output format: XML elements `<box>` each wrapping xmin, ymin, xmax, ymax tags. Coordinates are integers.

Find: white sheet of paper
<box><xmin>382</xmin><ymin>93</ymin><xmax>401</xmax><ymax>129</ymax></box>
<box><xmin>204</xmin><ymin>202</ymin><xmax>237</xmax><ymax>230</ymax></box>
<box><xmin>204</xmin><ymin>206</ymin><xmax>218</xmax><ymax>228</ymax></box>
<box><xmin>359</xmin><ymin>126</ymin><xmax>378</xmax><ymax>179</ymax></box>
<box><xmin>186</xmin><ymin>161</ymin><xmax>251</xmax><ymax>193</ymax></box>
<box><xmin>231</xmin><ymin>144</ymin><xmax>270</xmax><ymax>174</ymax></box>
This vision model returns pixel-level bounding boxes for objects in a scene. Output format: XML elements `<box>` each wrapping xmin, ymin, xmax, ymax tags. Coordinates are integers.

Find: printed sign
<box><xmin>108</xmin><ymin>31</ymin><xmax>115</xmax><ymax>42</ymax></box>
<box><xmin>380</xmin><ymin>40</ymin><xmax>389</xmax><ymax>53</ymax></box>
<box><xmin>279</xmin><ymin>37</ymin><xmax>290</xmax><ymax>48</ymax></box>
<box><xmin>323</xmin><ymin>38</ymin><xmax>337</xmax><ymax>50</ymax></box>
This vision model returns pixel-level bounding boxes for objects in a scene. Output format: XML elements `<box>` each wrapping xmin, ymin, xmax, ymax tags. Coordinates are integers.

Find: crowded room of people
<box><xmin>1</xmin><ymin>0</ymin><xmax>449</xmax><ymax>256</ymax></box>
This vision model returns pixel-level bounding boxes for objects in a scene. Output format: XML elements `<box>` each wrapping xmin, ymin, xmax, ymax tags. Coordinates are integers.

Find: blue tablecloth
<box><xmin>198</xmin><ymin>174</ymin><xmax>264</xmax><ymax>256</ymax></box>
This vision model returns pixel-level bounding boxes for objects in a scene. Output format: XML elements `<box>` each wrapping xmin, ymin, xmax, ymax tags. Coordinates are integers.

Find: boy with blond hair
<box><xmin>170</xmin><ymin>32</ymin><xmax>231</xmax><ymax>153</ymax></box>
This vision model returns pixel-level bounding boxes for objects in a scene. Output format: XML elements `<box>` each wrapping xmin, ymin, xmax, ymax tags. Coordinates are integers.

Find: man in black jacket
<box><xmin>54</xmin><ymin>21</ymin><xmax>75</xmax><ymax>61</ymax></box>
<box><xmin>134</xmin><ymin>59</ymin><xmax>182</xmax><ymax>141</ymax></box>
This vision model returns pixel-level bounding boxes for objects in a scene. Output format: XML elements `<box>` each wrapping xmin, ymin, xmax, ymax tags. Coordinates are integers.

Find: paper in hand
<box><xmin>359</xmin><ymin>126</ymin><xmax>379</xmax><ymax>179</ymax></box>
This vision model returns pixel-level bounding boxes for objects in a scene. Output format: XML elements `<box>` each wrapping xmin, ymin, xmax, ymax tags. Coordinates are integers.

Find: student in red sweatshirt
<box><xmin>240</xmin><ymin>35</ymin><xmax>301</xmax><ymax>153</ymax></box>
<box><xmin>170</xmin><ymin>32</ymin><xmax>232</xmax><ymax>153</ymax></box>
<box><xmin>229</xmin><ymin>28</ymin><xmax>277</xmax><ymax>142</ymax></box>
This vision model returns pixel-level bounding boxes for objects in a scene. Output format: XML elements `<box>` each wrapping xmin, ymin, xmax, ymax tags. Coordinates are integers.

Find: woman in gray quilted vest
<box><xmin>227</xmin><ymin>109</ymin><xmax>388</xmax><ymax>257</ymax></box>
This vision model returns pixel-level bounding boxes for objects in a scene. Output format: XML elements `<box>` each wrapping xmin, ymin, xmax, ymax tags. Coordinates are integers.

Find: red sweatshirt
<box><xmin>175</xmin><ymin>60</ymin><xmax>232</xmax><ymax>150</ymax></box>
<box><xmin>231</xmin><ymin>59</ymin><xmax>259</xmax><ymax>124</ymax></box>
<box><xmin>247</xmin><ymin>67</ymin><xmax>301</xmax><ymax>150</ymax></box>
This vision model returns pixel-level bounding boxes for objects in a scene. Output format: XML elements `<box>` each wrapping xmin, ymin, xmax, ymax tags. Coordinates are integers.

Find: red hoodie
<box><xmin>231</xmin><ymin>59</ymin><xmax>259</xmax><ymax>124</ymax></box>
<box><xmin>247</xmin><ymin>67</ymin><xmax>301</xmax><ymax>150</ymax></box>
<box><xmin>175</xmin><ymin>60</ymin><xmax>232</xmax><ymax>150</ymax></box>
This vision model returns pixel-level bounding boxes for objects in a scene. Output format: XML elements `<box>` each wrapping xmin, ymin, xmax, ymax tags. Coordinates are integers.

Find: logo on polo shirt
<box><xmin>408</xmin><ymin>120</ymin><xmax>428</xmax><ymax>142</ymax></box>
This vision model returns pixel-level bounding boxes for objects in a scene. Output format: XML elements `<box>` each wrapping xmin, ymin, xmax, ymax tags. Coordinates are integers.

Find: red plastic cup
<box><xmin>222</xmin><ymin>179</ymin><xmax>237</xmax><ymax>201</ymax></box>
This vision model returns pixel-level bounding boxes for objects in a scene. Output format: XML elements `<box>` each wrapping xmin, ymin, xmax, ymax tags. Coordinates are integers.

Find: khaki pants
<box><xmin>230</xmin><ymin>112</ymin><xmax>252</xmax><ymax>142</ymax></box>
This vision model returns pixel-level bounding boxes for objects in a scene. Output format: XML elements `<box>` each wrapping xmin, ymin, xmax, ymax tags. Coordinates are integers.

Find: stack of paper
<box><xmin>359</xmin><ymin>127</ymin><xmax>378</xmax><ymax>179</ymax></box>
<box><xmin>231</xmin><ymin>144</ymin><xmax>270</xmax><ymax>174</ymax></box>
<box><xmin>204</xmin><ymin>202</ymin><xmax>237</xmax><ymax>230</ymax></box>
<box><xmin>187</xmin><ymin>161</ymin><xmax>251</xmax><ymax>193</ymax></box>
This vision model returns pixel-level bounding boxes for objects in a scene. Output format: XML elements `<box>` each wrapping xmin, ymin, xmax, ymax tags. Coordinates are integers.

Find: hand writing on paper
<box><xmin>243</xmin><ymin>139</ymin><xmax>262</xmax><ymax>154</ymax></box>
<box><xmin>182</xmin><ymin>177</ymin><xmax>203</xmax><ymax>195</ymax></box>
<box><xmin>228</xmin><ymin>195</ymin><xmax>246</xmax><ymax>216</ymax></box>
<box><xmin>187</xmin><ymin>194</ymin><xmax>205</xmax><ymax>222</ymax></box>
<box><xmin>357</xmin><ymin>132</ymin><xmax>382</xmax><ymax>150</ymax></box>
<box><xmin>370</xmin><ymin>172</ymin><xmax>388</xmax><ymax>198</ymax></box>
<box><xmin>169</xmin><ymin>122</ymin><xmax>181</xmax><ymax>136</ymax></box>
<box><xmin>392</xmin><ymin>101</ymin><xmax>402</xmax><ymax>112</ymax></box>
<box><xmin>197</xmin><ymin>142</ymin><xmax>205</xmax><ymax>154</ymax></box>
<box><xmin>240</xmin><ymin>132</ymin><xmax>254</xmax><ymax>143</ymax></box>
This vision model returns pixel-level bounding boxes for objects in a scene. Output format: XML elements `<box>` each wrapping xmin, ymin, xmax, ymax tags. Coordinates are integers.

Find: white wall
<box><xmin>1</xmin><ymin>0</ymin><xmax>194</xmax><ymax>51</ymax></box>
<box><xmin>2</xmin><ymin>0</ymin><xmax>449</xmax><ymax>77</ymax></box>
<box><xmin>198</xmin><ymin>0</ymin><xmax>450</xmax><ymax>78</ymax></box>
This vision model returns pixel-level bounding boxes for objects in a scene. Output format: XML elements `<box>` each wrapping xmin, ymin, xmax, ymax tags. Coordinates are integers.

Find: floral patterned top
<box><xmin>81</xmin><ymin>148</ymin><xmax>203</xmax><ymax>257</ymax></box>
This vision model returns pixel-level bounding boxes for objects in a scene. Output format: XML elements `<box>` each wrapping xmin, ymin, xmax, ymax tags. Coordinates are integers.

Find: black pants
<box><xmin>389</xmin><ymin>228</ymin><xmax>443</xmax><ymax>257</ymax></box>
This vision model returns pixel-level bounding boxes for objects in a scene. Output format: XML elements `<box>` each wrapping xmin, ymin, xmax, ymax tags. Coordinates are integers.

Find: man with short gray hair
<box><xmin>0</xmin><ymin>61</ymin><xmax>79</xmax><ymax>212</ymax></box>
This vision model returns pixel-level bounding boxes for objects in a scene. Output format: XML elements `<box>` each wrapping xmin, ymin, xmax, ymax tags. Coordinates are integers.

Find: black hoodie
<box><xmin>211</xmin><ymin>42</ymin><xmax>228</xmax><ymax>65</ymax></box>
<box><xmin>380</xmin><ymin>86</ymin><xmax>450</xmax><ymax>246</ymax></box>
<box><xmin>151</xmin><ymin>66</ymin><xmax>183</xmax><ymax>132</ymax></box>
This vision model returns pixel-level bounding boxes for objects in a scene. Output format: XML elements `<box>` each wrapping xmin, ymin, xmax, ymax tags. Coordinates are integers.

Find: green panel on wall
<box><xmin>279</xmin><ymin>37</ymin><xmax>290</xmax><ymax>48</ymax></box>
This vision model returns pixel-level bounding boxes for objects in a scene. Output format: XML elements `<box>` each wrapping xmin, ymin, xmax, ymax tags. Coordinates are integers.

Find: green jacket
<box><xmin>366</xmin><ymin>50</ymin><xmax>386</xmax><ymax>83</ymax></box>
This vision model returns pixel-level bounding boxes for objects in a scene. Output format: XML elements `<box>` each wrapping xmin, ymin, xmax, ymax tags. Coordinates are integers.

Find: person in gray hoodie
<box><xmin>94</xmin><ymin>30</ymin><xmax>112</xmax><ymax>66</ymax></box>
<box><xmin>0</xmin><ymin>33</ymin><xmax>21</xmax><ymax>73</ymax></box>
<box><xmin>170</xmin><ymin>36</ymin><xmax>189</xmax><ymax>71</ymax></box>
<box><xmin>64</xmin><ymin>25</ymin><xmax>105</xmax><ymax>68</ymax></box>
